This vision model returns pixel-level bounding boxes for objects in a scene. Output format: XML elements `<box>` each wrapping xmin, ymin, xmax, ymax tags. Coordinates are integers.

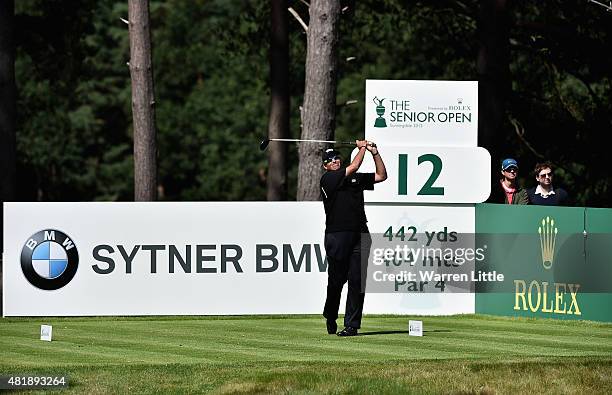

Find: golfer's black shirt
<box><xmin>320</xmin><ymin>168</ymin><xmax>375</xmax><ymax>233</ymax></box>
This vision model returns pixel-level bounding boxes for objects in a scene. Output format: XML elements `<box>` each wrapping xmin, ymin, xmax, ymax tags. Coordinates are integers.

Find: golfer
<box><xmin>320</xmin><ymin>140</ymin><xmax>387</xmax><ymax>336</ymax></box>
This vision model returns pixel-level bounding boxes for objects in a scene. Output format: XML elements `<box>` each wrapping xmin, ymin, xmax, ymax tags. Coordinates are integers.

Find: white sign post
<box><xmin>362</xmin><ymin>79</ymin><xmax>488</xmax><ymax>326</ymax></box>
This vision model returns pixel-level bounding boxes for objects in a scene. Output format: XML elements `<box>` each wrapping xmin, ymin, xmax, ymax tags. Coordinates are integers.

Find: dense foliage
<box><xmin>13</xmin><ymin>0</ymin><xmax>612</xmax><ymax>206</ymax></box>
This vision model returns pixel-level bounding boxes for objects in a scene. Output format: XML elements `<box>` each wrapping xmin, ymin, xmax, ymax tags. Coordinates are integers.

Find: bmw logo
<box><xmin>20</xmin><ymin>229</ymin><xmax>79</xmax><ymax>290</ymax></box>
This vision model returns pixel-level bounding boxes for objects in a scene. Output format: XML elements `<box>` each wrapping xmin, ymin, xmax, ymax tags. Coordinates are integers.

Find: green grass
<box><xmin>1</xmin><ymin>314</ymin><xmax>611</xmax><ymax>394</ymax></box>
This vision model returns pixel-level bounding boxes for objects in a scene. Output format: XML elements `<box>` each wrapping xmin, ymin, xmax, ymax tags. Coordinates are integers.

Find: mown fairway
<box><xmin>1</xmin><ymin>314</ymin><xmax>611</xmax><ymax>394</ymax></box>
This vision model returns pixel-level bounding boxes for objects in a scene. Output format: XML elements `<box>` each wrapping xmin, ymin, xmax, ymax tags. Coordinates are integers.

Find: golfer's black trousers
<box><xmin>323</xmin><ymin>231</ymin><xmax>372</xmax><ymax>329</ymax></box>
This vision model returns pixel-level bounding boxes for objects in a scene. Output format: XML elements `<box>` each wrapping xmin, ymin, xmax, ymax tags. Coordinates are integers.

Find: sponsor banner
<box><xmin>365</xmin><ymin>80</ymin><xmax>478</xmax><ymax>147</ymax></box>
<box><xmin>3</xmin><ymin>202</ymin><xmax>475</xmax><ymax>316</ymax></box>
<box><xmin>474</xmin><ymin>204</ymin><xmax>612</xmax><ymax>322</ymax></box>
<box><xmin>354</xmin><ymin>146</ymin><xmax>490</xmax><ymax>203</ymax></box>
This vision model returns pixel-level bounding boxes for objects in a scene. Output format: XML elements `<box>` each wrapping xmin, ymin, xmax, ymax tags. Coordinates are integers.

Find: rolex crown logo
<box><xmin>538</xmin><ymin>216</ymin><xmax>558</xmax><ymax>269</ymax></box>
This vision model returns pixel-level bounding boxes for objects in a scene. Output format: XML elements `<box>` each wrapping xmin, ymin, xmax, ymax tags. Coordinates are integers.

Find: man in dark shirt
<box><xmin>320</xmin><ymin>140</ymin><xmax>387</xmax><ymax>336</ymax></box>
<box><xmin>527</xmin><ymin>162</ymin><xmax>570</xmax><ymax>206</ymax></box>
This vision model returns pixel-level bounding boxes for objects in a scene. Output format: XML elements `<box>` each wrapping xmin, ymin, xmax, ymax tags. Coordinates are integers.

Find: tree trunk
<box><xmin>0</xmin><ymin>0</ymin><xmax>15</xmax><ymax>314</ymax></box>
<box><xmin>128</xmin><ymin>0</ymin><xmax>157</xmax><ymax>201</ymax></box>
<box><xmin>266</xmin><ymin>0</ymin><xmax>290</xmax><ymax>201</ymax></box>
<box><xmin>297</xmin><ymin>0</ymin><xmax>340</xmax><ymax>201</ymax></box>
<box><xmin>477</xmin><ymin>0</ymin><xmax>510</xmax><ymax>160</ymax></box>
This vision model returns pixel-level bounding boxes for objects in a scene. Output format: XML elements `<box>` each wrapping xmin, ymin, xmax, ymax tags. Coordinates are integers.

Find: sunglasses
<box><xmin>504</xmin><ymin>167</ymin><xmax>517</xmax><ymax>173</ymax></box>
<box><xmin>324</xmin><ymin>156</ymin><xmax>341</xmax><ymax>164</ymax></box>
<box><xmin>539</xmin><ymin>172</ymin><xmax>553</xmax><ymax>178</ymax></box>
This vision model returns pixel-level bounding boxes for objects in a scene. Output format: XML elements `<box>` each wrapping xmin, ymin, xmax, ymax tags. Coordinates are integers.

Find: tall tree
<box><xmin>129</xmin><ymin>0</ymin><xmax>157</xmax><ymax>201</ymax></box>
<box><xmin>297</xmin><ymin>0</ymin><xmax>341</xmax><ymax>200</ymax></box>
<box><xmin>266</xmin><ymin>0</ymin><xmax>290</xmax><ymax>200</ymax></box>
<box><xmin>477</xmin><ymin>0</ymin><xmax>510</xmax><ymax>159</ymax></box>
<box><xmin>0</xmin><ymin>0</ymin><xmax>15</xmax><ymax>303</ymax></box>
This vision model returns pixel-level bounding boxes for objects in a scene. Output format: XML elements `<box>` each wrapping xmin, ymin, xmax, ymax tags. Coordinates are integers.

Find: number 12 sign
<box><xmin>356</xmin><ymin>146</ymin><xmax>491</xmax><ymax>203</ymax></box>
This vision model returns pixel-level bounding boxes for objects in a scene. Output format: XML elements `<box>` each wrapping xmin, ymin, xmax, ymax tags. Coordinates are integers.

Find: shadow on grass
<box><xmin>359</xmin><ymin>329</ymin><xmax>452</xmax><ymax>336</ymax></box>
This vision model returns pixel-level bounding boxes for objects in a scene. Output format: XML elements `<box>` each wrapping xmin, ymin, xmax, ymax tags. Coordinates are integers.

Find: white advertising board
<box><xmin>365</xmin><ymin>80</ymin><xmax>478</xmax><ymax>147</ymax></box>
<box><xmin>3</xmin><ymin>202</ymin><xmax>474</xmax><ymax>316</ymax></box>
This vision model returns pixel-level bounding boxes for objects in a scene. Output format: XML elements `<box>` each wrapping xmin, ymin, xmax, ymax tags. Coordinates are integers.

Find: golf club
<box><xmin>260</xmin><ymin>138</ymin><xmax>371</xmax><ymax>151</ymax></box>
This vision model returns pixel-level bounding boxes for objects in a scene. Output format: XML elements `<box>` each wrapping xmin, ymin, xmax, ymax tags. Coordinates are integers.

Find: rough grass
<box><xmin>1</xmin><ymin>314</ymin><xmax>610</xmax><ymax>394</ymax></box>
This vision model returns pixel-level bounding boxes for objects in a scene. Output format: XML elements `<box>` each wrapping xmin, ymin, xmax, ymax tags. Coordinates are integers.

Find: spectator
<box><xmin>487</xmin><ymin>158</ymin><xmax>529</xmax><ymax>205</ymax></box>
<box><xmin>527</xmin><ymin>162</ymin><xmax>569</xmax><ymax>206</ymax></box>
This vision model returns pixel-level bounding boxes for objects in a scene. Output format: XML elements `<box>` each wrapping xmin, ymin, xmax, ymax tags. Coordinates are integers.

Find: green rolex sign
<box><xmin>475</xmin><ymin>204</ymin><xmax>612</xmax><ymax>322</ymax></box>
